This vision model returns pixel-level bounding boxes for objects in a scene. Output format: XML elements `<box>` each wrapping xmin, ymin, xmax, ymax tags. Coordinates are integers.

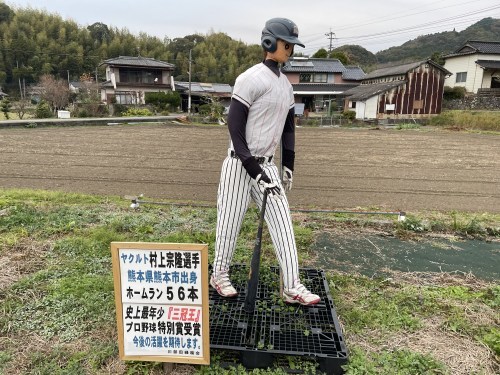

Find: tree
<box><xmin>87</xmin><ymin>22</ymin><xmax>111</xmax><ymax>44</ymax></box>
<box><xmin>12</xmin><ymin>97</ymin><xmax>30</xmax><ymax>119</ymax></box>
<box><xmin>1</xmin><ymin>97</ymin><xmax>12</xmax><ymax>119</ymax></box>
<box><xmin>38</xmin><ymin>74</ymin><xmax>70</xmax><ymax>113</ymax></box>
<box><xmin>430</xmin><ymin>52</ymin><xmax>445</xmax><ymax>66</ymax></box>
<box><xmin>75</xmin><ymin>73</ymin><xmax>102</xmax><ymax>117</ymax></box>
<box><xmin>0</xmin><ymin>2</ymin><xmax>14</xmax><ymax>23</ymax></box>
<box><xmin>329</xmin><ymin>51</ymin><xmax>349</xmax><ymax>65</ymax></box>
<box><xmin>312</xmin><ymin>48</ymin><xmax>328</xmax><ymax>58</ymax></box>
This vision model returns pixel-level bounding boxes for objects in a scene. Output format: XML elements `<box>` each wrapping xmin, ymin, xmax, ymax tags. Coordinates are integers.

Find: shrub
<box><xmin>198</xmin><ymin>101</ymin><xmax>225</xmax><ymax>122</ymax></box>
<box><xmin>113</xmin><ymin>104</ymin><xmax>127</xmax><ymax>116</ymax></box>
<box><xmin>0</xmin><ymin>97</ymin><xmax>12</xmax><ymax>119</ymax></box>
<box><xmin>122</xmin><ymin>107</ymin><xmax>153</xmax><ymax>117</ymax></box>
<box><xmin>341</xmin><ymin>110</ymin><xmax>356</xmax><ymax>121</ymax></box>
<box><xmin>76</xmin><ymin>109</ymin><xmax>90</xmax><ymax>118</ymax></box>
<box><xmin>35</xmin><ymin>101</ymin><xmax>53</xmax><ymax>118</ymax></box>
<box><xmin>145</xmin><ymin>91</ymin><xmax>180</xmax><ymax>111</ymax></box>
<box><xmin>443</xmin><ymin>86</ymin><xmax>466</xmax><ymax>100</ymax></box>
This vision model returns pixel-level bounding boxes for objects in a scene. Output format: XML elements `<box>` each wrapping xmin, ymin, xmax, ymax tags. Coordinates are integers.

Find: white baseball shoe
<box><xmin>283</xmin><ymin>283</ymin><xmax>320</xmax><ymax>306</ymax></box>
<box><xmin>210</xmin><ymin>273</ymin><xmax>238</xmax><ymax>297</ymax></box>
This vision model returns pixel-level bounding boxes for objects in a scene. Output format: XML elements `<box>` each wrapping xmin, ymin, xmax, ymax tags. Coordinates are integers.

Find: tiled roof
<box><xmin>282</xmin><ymin>58</ymin><xmax>346</xmax><ymax>73</ymax></box>
<box><xmin>342</xmin><ymin>66</ymin><xmax>366</xmax><ymax>80</ymax></box>
<box><xmin>444</xmin><ymin>40</ymin><xmax>500</xmax><ymax>58</ymax></box>
<box><xmin>343</xmin><ymin>81</ymin><xmax>405</xmax><ymax>101</ymax></box>
<box><xmin>459</xmin><ymin>41</ymin><xmax>500</xmax><ymax>54</ymax></box>
<box><xmin>476</xmin><ymin>59</ymin><xmax>500</xmax><ymax>69</ymax></box>
<box><xmin>101</xmin><ymin>56</ymin><xmax>175</xmax><ymax>69</ymax></box>
<box><xmin>364</xmin><ymin>61</ymin><xmax>424</xmax><ymax>79</ymax></box>
<box><xmin>363</xmin><ymin>60</ymin><xmax>449</xmax><ymax>80</ymax></box>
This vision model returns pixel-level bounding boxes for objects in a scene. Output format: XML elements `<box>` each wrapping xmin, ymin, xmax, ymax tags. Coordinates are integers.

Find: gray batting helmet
<box><xmin>261</xmin><ymin>17</ymin><xmax>305</xmax><ymax>52</ymax></box>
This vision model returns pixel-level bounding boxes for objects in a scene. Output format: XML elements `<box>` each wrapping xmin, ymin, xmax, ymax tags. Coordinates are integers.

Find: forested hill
<box><xmin>0</xmin><ymin>4</ymin><xmax>262</xmax><ymax>93</ymax></box>
<box><xmin>374</xmin><ymin>17</ymin><xmax>500</xmax><ymax>65</ymax></box>
<box><xmin>0</xmin><ymin>0</ymin><xmax>499</xmax><ymax>93</ymax></box>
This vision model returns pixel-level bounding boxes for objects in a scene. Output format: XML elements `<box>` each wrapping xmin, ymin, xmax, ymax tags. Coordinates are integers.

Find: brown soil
<box><xmin>1</xmin><ymin>123</ymin><xmax>499</xmax><ymax>213</ymax></box>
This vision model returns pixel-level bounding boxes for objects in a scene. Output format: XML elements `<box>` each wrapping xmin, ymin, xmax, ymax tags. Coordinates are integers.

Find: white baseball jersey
<box><xmin>231</xmin><ymin>62</ymin><xmax>295</xmax><ymax>157</ymax></box>
<box><xmin>213</xmin><ymin>60</ymin><xmax>301</xmax><ymax>291</ymax></box>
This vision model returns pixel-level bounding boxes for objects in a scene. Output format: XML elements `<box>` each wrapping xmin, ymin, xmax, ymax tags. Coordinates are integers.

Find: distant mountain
<box><xmin>334</xmin><ymin>17</ymin><xmax>500</xmax><ymax>70</ymax></box>
<box><xmin>331</xmin><ymin>45</ymin><xmax>378</xmax><ymax>68</ymax></box>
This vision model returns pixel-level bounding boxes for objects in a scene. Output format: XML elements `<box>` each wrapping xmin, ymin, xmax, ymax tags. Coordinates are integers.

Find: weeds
<box><xmin>0</xmin><ymin>188</ymin><xmax>498</xmax><ymax>374</ymax></box>
<box><xmin>344</xmin><ymin>347</ymin><xmax>447</xmax><ymax>374</ymax></box>
<box><xmin>430</xmin><ymin>110</ymin><xmax>500</xmax><ymax>132</ymax></box>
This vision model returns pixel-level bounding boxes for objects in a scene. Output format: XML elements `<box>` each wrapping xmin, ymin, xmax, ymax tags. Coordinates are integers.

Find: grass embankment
<box><xmin>0</xmin><ymin>189</ymin><xmax>498</xmax><ymax>374</ymax></box>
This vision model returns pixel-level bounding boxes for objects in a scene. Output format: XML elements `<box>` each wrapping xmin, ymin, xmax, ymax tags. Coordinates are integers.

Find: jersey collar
<box><xmin>263</xmin><ymin>59</ymin><xmax>280</xmax><ymax>77</ymax></box>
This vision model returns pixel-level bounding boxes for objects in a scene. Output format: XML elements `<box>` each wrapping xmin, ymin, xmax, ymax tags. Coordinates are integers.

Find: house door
<box><xmin>491</xmin><ymin>76</ymin><xmax>500</xmax><ymax>88</ymax></box>
<box><xmin>302</xmin><ymin>97</ymin><xmax>314</xmax><ymax>112</ymax></box>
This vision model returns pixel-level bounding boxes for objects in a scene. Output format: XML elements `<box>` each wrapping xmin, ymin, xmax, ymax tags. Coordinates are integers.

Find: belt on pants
<box><xmin>230</xmin><ymin>150</ymin><xmax>273</xmax><ymax>164</ymax></box>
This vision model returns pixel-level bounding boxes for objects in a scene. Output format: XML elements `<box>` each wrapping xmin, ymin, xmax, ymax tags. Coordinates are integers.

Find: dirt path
<box><xmin>1</xmin><ymin>123</ymin><xmax>499</xmax><ymax>213</ymax></box>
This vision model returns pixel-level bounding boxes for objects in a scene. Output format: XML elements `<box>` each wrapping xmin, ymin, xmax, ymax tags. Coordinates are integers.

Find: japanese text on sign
<box><xmin>111</xmin><ymin>243</ymin><xmax>209</xmax><ymax>364</ymax></box>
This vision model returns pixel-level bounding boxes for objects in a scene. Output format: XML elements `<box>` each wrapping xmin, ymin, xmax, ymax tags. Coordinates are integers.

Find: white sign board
<box><xmin>295</xmin><ymin>103</ymin><xmax>305</xmax><ymax>116</ymax></box>
<box><xmin>111</xmin><ymin>242</ymin><xmax>210</xmax><ymax>365</ymax></box>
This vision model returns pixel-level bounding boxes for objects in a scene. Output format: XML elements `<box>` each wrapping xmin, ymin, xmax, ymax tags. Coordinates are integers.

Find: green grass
<box><xmin>0</xmin><ymin>188</ymin><xmax>498</xmax><ymax>374</ymax></box>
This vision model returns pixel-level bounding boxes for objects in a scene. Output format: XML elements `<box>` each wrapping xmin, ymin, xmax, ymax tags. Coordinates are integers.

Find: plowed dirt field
<box><xmin>1</xmin><ymin>123</ymin><xmax>499</xmax><ymax>213</ymax></box>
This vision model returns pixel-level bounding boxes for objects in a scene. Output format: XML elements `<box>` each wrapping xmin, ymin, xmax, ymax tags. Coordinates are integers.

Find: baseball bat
<box><xmin>244</xmin><ymin>189</ymin><xmax>269</xmax><ymax>314</ymax></box>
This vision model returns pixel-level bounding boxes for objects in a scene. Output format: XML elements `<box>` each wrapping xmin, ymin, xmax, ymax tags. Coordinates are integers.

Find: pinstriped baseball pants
<box><xmin>213</xmin><ymin>155</ymin><xmax>300</xmax><ymax>290</ymax></box>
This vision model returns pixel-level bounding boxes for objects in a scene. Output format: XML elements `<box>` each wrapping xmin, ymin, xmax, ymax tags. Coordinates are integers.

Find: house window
<box><xmin>299</xmin><ymin>73</ymin><xmax>311</xmax><ymax>83</ymax></box>
<box><xmin>313</xmin><ymin>73</ymin><xmax>327</xmax><ymax>83</ymax></box>
<box><xmin>456</xmin><ymin>72</ymin><xmax>467</xmax><ymax>83</ymax></box>
<box><xmin>119</xmin><ymin>68</ymin><xmax>162</xmax><ymax>84</ymax></box>
<box><xmin>115</xmin><ymin>91</ymin><xmax>137</xmax><ymax>104</ymax></box>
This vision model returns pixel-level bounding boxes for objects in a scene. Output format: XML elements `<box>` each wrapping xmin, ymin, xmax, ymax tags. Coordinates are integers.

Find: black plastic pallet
<box><xmin>209</xmin><ymin>265</ymin><xmax>348</xmax><ymax>374</ymax></box>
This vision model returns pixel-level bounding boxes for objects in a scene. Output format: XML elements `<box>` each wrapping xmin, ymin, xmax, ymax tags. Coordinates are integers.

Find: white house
<box><xmin>99</xmin><ymin>56</ymin><xmax>175</xmax><ymax>104</ymax></box>
<box><xmin>443</xmin><ymin>40</ymin><xmax>500</xmax><ymax>94</ymax></box>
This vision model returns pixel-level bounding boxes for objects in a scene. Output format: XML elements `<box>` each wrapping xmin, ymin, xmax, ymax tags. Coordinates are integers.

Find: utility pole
<box><xmin>188</xmin><ymin>49</ymin><xmax>192</xmax><ymax>115</ymax></box>
<box><xmin>95</xmin><ymin>67</ymin><xmax>99</xmax><ymax>96</ymax></box>
<box><xmin>17</xmin><ymin>61</ymin><xmax>23</xmax><ymax>99</ymax></box>
<box><xmin>325</xmin><ymin>29</ymin><xmax>336</xmax><ymax>53</ymax></box>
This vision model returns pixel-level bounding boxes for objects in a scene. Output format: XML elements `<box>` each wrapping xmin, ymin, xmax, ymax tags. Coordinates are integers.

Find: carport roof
<box><xmin>175</xmin><ymin>81</ymin><xmax>232</xmax><ymax>96</ymax></box>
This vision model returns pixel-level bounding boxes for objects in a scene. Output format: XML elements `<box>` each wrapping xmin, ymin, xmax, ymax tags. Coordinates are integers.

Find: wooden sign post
<box><xmin>111</xmin><ymin>242</ymin><xmax>210</xmax><ymax>366</ymax></box>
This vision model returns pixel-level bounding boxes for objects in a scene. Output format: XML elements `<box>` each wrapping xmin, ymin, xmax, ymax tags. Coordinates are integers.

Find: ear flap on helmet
<box><xmin>261</xmin><ymin>34</ymin><xmax>277</xmax><ymax>52</ymax></box>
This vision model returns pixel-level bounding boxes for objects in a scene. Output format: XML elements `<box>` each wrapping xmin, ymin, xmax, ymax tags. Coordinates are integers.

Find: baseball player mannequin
<box><xmin>211</xmin><ymin>17</ymin><xmax>320</xmax><ymax>306</ymax></box>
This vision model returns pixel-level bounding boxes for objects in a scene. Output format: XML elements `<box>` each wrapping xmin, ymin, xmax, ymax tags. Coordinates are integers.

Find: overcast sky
<box><xmin>5</xmin><ymin>0</ymin><xmax>500</xmax><ymax>54</ymax></box>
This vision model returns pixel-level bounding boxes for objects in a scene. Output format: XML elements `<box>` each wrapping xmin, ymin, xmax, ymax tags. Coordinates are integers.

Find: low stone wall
<box><xmin>444</xmin><ymin>96</ymin><xmax>500</xmax><ymax>110</ymax></box>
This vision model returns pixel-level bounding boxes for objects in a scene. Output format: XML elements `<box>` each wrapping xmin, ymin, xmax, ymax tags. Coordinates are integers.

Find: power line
<box><xmin>301</xmin><ymin>5</ymin><xmax>500</xmax><ymax>54</ymax></box>
<box><xmin>325</xmin><ymin>29</ymin><xmax>336</xmax><ymax>53</ymax></box>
